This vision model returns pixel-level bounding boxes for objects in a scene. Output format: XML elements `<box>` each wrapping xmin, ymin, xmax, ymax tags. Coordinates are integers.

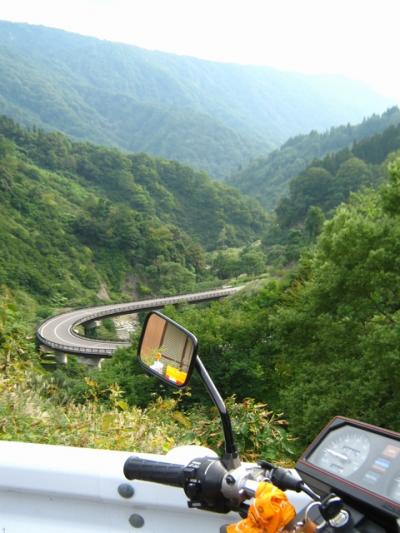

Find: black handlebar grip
<box><xmin>124</xmin><ymin>456</ymin><xmax>186</xmax><ymax>487</ymax></box>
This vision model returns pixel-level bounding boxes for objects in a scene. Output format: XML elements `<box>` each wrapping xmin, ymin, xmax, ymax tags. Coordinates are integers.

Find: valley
<box><xmin>0</xmin><ymin>18</ymin><xmax>400</xmax><ymax>464</ymax></box>
<box><xmin>0</xmin><ymin>20</ymin><xmax>393</xmax><ymax>179</ymax></box>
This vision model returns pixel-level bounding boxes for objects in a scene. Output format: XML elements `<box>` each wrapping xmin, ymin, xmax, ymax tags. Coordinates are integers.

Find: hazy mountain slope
<box><xmin>230</xmin><ymin>107</ymin><xmax>400</xmax><ymax>209</ymax></box>
<box><xmin>275</xmin><ymin>121</ymin><xmax>400</xmax><ymax>229</ymax></box>
<box><xmin>0</xmin><ymin>116</ymin><xmax>269</xmax><ymax>302</ymax></box>
<box><xmin>0</xmin><ymin>21</ymin><xmax>393</xmax><ymax>179</ymax></box>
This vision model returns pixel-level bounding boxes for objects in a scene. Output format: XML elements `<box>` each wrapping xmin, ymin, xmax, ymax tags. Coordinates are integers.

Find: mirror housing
<box><xmin>138</xmin><ymin>311</ymin><xmax>198</xmax><ymax>388</ymax></box>
<box><xmin>137</xmin><ymin>309</ymin><xmax>239</xmax><ymax>467</ymax></box>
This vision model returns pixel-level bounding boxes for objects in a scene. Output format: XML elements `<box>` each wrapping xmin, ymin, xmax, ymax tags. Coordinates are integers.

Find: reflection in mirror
<box><xmin>139</xmin><ymin>312</ymin><xmax>197</xmax><ymax>387</ymax></box>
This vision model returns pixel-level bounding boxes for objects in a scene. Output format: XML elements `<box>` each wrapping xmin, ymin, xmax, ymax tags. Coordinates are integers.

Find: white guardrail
<box><xmin>0</xmin><ymin>441</ymin><xmax>236</xmax><ymax>533</ymax></box>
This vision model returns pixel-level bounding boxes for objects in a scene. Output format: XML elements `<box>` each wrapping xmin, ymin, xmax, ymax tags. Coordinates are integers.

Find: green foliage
<box><xmin>162</xmin><ymin>284</ymin><xmax>285</xmax><ymax>404</ymax></box>
<box><xmin>93</xmin><ymin>346</ymin><xmax>162</xmax><ymax>407</ymax></box>
<box><xmin>275</xmin><ymin>155</ymin><xmax>381</xmax><ymax>229</ymax></box>
<box><xmin>186</xmin><ymin>396</ymin><xmax>295</xmax><ymax>463</ymax></box>
<box><xmin>269</xmin><ymin>160</ymin><xmax>400</xmax><ymax>442</ymax></box>
<box><xmin>212</xmin><ymin>246</ymin><xmax>267</xmax><ymax>279</ymax></box>
<box><xmin>230</xmin><ymin>107</ymin><xmax>400</xmax><ymax>209</ymax></box>
<box><xmin>0</xmin><ymin>290</ymin><xmax>294</xmax><ymax>460</ymax></box>
<box><xmin>0</xmin><ymin>288</ymin><xmax>39</xmax><ymax>369</ymax></box>
<box><xmin>1</xmin><ymin>60</ymin><xmax>400</xmax><ymax>462</ymax></box>
<box><xmin>85</xmin><ymin>282</ymin><xmax>285</xmax><ymax>414</ymax></box>
<box><xmin>381</xmin><ymin>158</ymin><xmax>400</xmax><ymax>215</ymax></box>
<box><xmin>0</xmin><ymin>116</ymin><xmax>269</xmax><ymax>302</ymax></box>
<box><xmin>260</xmin><ymin>122</ymin><xmax>400</xmax><ymax>268</ymax></box>
<box><xmin>145</xmin><ymin>159</ymin><xmax>400</xmax><ymax>448</ymax></box>
<box><xmin>275</xmin><ymin>123</ymin><xmax>400</xmax><ymax>230</ymax></box>
<box><xmin>84</xmin><ymin>318</ymin><xmax>119</xmax><ymax>341</ymax></box>
<box><xmin>0</xmin><ymin>21</ymin><xmax>392</xmax><ymax>180</ymax></box>
<box><xmin>276</xmin><ymin>166</ymin><xmax>335</xmax><ymax>228</ymax></box>
<box><xmin>4</xmin><ymin>162</ymin><xmax>400</xmax><ymax>455</ymax></box>
<box><xmin>304</xmin><ymin>206</ymin><xmax>325</xmax><ymax>242</ymax></box>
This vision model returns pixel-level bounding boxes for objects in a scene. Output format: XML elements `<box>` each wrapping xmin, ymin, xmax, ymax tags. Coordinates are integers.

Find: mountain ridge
<box><xmin>0</xmin><ymin>115</ymin><xmax>269</xmax><ymax>303</ymax></box>
<box><xmin>0</xmin><ymin>20</ymin><xmax>393</xmax><ymax>179</ymax></box>
<box><xmin>229</xmin><ymin>106</ymin><xmax>400</xmax><ymax>209</ymax></box>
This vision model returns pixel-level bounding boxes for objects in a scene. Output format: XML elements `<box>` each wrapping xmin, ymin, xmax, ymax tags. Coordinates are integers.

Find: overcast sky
<box><xmin>1</xmin><ymin>0</ymin><xmax>399</xmax><ymax>102</ymax></box>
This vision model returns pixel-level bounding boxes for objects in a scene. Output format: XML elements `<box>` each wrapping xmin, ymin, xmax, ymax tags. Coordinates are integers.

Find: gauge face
<box><xmin>309</xmin><ymin>428</ymin><xmax>371</xmax><ymax>478</ymax></box>
<box><xmin>297</xmin><ymin>419</ymin><xmax>400</xmax><ymax>520</ymax></box>
<box><xmin>389</xmin><ymin>474</ymin><xmax>400</xmax><ymax>503</ymax></box>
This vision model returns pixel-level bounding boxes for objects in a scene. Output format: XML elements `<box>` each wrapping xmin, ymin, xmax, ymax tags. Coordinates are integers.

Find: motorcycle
<box><xmin>124</xmin><ymin>311</ymin><xmax>400</xmax><ymax>532</ymax></box>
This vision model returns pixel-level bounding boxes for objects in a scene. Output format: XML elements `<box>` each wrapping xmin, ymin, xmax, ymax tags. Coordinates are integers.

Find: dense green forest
<box><xmin>275</xmin><ymin>123</ymin><xmax>400</xmax><ymax>228</ymax></box>
<box><xmin>0</xmin><ymin>21</ymin><xmax>392</xmax><ymax>179</ymax></box>
<box><xmin>258</xmin><ymin>120</ymin><xmax>400</xmax><ymax>267</ymax></box>
<box><xmin>229</xmin><ymin>106</ymin><xmax>400</xmax><ymax>209</ymax></box>
<box><xmin>0</xmin><ymin>289</ymin><xmax>293</xmax><ymax>462</ymax></box>
<box><xmin>1</xmin><ymin>111</ymin><xmax>400</xmax><ymax>460</ymax></box>
<box><xmin>0</xmin><ymin>116</ymin><xmax>269</xmax><ymax>305</ymax></box>
<box><xmin>87</xmin><ymin>157</ymin><xmax>400</xmax><ymax>451</ymax></box>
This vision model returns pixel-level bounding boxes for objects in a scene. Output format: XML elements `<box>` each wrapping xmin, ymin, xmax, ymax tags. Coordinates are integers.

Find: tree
<box><xmin>334</xmin><ymin>157</ymin><xmax>373</xmax><ymax>202</ymax></box>
<box><xmin>212</xmin><ymin>250</ymin><xmax>241</xmax><ymax>279</ymax></box>
<box><xmin>271</xmin><ymin>159</ymin><xmax>400</xmax><ymax>442</ymax></box>
<box><xmin>276</xmin><ymin>167</ymin><xmax>334</xmax><ymax>227</ymax></box>
<box><xmin>239</xmin><ymin>247</ymin><xmax>266</xmax><ymax>276</ymax></box>
<box><xmin>381</xmin><ymin>158</ymin><xmax>400</xmax><ymax>215</ymax></box>
<box><xmin>304</xmin><ymin>206</ymin><xmax>325</xmax><ymax>241</ymax></box>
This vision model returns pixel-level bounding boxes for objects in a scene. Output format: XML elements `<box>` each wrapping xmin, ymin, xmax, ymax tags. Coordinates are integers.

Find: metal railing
<box><xmin>37</xmin><ymin>287</ymin><xmax>241</xmax><ymax>357</ymax></box>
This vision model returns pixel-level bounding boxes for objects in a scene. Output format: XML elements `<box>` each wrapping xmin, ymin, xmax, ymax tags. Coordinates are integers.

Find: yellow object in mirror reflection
<box><xmin>165</xmin><ymin>365</ymin><xmax>188</xmax><ymax>386</ymax></box>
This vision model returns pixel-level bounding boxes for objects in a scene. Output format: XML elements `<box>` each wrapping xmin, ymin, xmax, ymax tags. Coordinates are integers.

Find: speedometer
<box><xmin>309</xmin><ymin>429</ymin><xmax>371</xmax><ymax>478</ymax></box>
<box><xmin>296</xmin><ymin>417</ymin><xmax>400</xmax><ymax>525</ymax></box>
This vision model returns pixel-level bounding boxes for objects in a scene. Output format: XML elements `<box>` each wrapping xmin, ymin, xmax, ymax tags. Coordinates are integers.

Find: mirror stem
<box><xmin>195</xmin><ymin>357</ymin><xmax>240</xmax><ymax>468</ymax></box>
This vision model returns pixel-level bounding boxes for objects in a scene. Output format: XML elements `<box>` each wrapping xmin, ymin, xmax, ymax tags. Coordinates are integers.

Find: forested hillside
<box><xmin>0</xmin><ymin>21</ymin><xmax>392</xmax><ymax>179</ymax></box>
<box><xmin>0</xmin><ymin>289</ymin><xmax>293</xmax><ymax>462</ymax></box>
<box><xmin>137</xmin><ymin>158</ymin><xmax>400</xmax><ymax>446</ymax></box>
<box><xmin>1</xmin><ymin>122</ymin><xmax>400</xmax><ymax>459</ymax></box>
<box><xmin>229</xmin><ymin>106</ymin><xmax>400</xmax><ymax>209</ymax></box>
<box><xmin>0</xmin><ymin>116</ymin><xmax>268</xmax><ymax>304</ymax></box>
<box><xmin>1</xmin><ymin>0</ymin><xmax>400</xmax><ymax>478</ymax></box>
<box><xmin>48</xmin><ymin>156</ymin><xmax>400</xmax><ymax>453</ymax></box>
<box><xmin>275</xmin><ymin>122</ymin><xmax>400</xmax><ymax>228</ymax></box>
<box><xmin>244</xmin><ymin>119</ymin><xmax>400</xmax><ymax>268</ymax></box>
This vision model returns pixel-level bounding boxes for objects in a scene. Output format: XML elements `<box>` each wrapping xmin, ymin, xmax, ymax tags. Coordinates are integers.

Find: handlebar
<box><xmin>124</xmin><ymin>455</ymin><xmax>231</xmax><ymax>513</ymax></box>
<box><xmin>123</xmin><ymin>456</ymin><xmax>186</xmax><ymax>487</ymax></box>
<box><xmin>123</xmin><ymin>454</ymin><xmax>350</xmax><ymax>529</ymax></box>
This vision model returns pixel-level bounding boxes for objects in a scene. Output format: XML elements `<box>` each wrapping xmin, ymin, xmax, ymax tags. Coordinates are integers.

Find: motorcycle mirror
<box><xmin>138</xmin><ymin>310</ymin><xmax>239</xmax><ymax>467</ymax></box>
<box><xmin>138</xmin><ymin>311</ymin><xmax>198</xmax><ymax>388</ymax></box>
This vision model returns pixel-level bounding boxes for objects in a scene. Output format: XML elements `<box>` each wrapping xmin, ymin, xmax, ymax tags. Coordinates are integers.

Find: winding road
<box><xmin>37</xmin><ymin>287</ymin><xmax>240</xmax><ymax>358</ymax></box>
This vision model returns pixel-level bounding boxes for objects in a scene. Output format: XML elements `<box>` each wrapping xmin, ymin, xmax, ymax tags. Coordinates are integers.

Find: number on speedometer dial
<box><xmin>312</xmin><ymin>430</ymin><xmax>370</xmax><ymax>478</ymax></box>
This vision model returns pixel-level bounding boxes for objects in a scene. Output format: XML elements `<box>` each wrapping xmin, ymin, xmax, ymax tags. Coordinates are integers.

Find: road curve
<box><xmin>37</xmin><ymin>287</ymin><xmax>240</xmax><ymax>357</ymax></box>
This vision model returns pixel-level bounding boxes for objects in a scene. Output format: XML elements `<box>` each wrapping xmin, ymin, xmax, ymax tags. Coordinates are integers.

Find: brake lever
<box><xmin>258</xmin><ymin>461</ymin><xmax>320</xmax><ymax>501</ymax></box>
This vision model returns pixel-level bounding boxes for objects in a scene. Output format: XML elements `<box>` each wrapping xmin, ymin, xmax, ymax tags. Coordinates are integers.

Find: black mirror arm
<box><xmin>195</xmin><ymin>356</ymin><xmax>240</xmax><ymax>469</ymax></box>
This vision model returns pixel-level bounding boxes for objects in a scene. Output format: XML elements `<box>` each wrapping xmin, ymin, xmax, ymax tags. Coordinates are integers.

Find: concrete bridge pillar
<box><xmin>84</xmin><ymin>320</ymin><xmax>101</xmax><ymax>329</ymax></box>
<box><xmin>55</xmin><ymin>352</ymin><xmax>68</xmax><ymax>364</ymax></box>
<box><xmin>76</xmin><ymin>355</ymin><xmax>104</xmax><ymax>369</ymax></box>
<box><xmin>83</xmin><ymin>320</ymin><xmax>101</xmax><ymax>336</ymax></box>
